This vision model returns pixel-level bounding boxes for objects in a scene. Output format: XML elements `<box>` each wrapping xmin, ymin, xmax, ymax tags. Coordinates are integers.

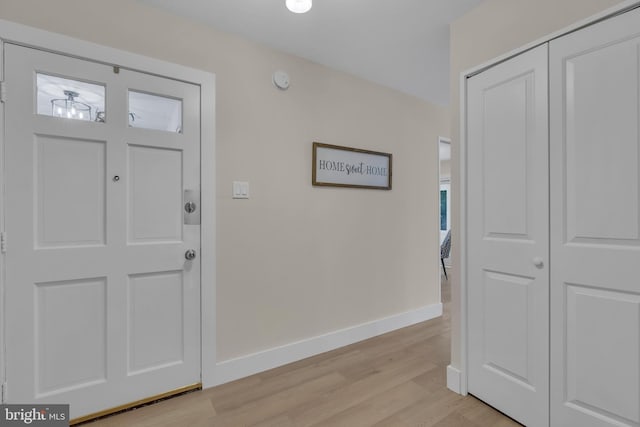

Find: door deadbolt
<box><xmin>185</xmin><ymin>249</ymin><xmax>197</xmax><ymax>260</ymax></box>
<box><xmin>185</xmin><ymin>201</ymin><xmax>197</xmax><ymax>214</ymax></box>
<box><xmin>183</xmin><ymin>189</ymin><xmax>200</xmax><ymax>225</ymax></box>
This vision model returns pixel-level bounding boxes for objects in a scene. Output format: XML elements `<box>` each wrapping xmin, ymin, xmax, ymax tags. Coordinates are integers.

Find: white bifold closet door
<box><xmin>466</xmin><ymin>44</ymin><xmax>549</xmax><ymax>427</ymax></box>
<box><xmin>467</xmin><ymin>5</ymin><xmax>640</xmax><ymax>427</ymax></box>
<box><xmin>550</xmin><ymin>7</ymin><xmax>640</xmax><ymax>427</ymax></box>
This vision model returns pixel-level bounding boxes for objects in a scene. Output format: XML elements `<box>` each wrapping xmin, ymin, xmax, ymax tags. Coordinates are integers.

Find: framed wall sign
<box><xmin>312</xmin><ymin>142</ymin><xmax>392</xmax><ymax>190</ymax></box>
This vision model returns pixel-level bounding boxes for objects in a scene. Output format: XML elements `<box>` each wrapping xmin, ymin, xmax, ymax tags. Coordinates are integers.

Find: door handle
<box><xmin>532</xmin><ymin>257</ymin><xmax>544</xmax><ymax>268</ymax></box>
<box><xmin>185</xmin><ymin>249</ymin><xmax>197</xmax><ymax>260</ymax></box>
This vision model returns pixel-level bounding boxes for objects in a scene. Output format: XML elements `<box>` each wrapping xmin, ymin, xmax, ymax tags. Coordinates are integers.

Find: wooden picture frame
<box><xmin>312</xmin><ymin>142</ymin><xmax>392</xmax><ymax>190</ymax></box>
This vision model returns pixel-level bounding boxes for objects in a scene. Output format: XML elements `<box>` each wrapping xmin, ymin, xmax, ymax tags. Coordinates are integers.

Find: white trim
<box><xmin>199</xmin><ymin>63</ymin><xmax>217</xmax><ymax>389</ymax></box>
<box><xmin>0</xmin><ymin>40</ymin><xmax>5</xmax><ymax>401</ymax></box>
<box><xmin>446</xmin><ymin>365</ymin><xmax>463</xmax><ymax>394</ymax></box>
<box><xmin>0</xmin><ymin>19</ymin><xmax>217</xmax><ymax>387</ymax></box>
<box><xmin>458</xmin><ymin>73</ymin><xmax>469</xmax><ymax>396</ymax></box>
<box><xmin>456</xmin><ymin>0</ymin><xmax>640</xmax><ymax>398</ymax></box>
<box><xmin>214</xmin><ymin>303</ymin><xmax>443</xmax><ymax>386</ymax></box>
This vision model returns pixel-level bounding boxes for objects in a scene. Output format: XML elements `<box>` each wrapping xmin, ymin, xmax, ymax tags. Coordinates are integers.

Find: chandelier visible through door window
<box><xmin>51</xmin><ymin>90</ymin><xmax>92</xmax><ymax>120</ymax></box>
<box><xmin>36</xmin><ymin>73</ymin><xmax>105</xmax><ymax>123</ymax></box>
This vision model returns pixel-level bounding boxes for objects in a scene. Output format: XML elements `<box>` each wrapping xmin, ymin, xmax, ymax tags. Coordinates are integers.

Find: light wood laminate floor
<box><xmin>85</xmin><ymin>275</ymin><xmax>521</xmax><ymax>426</ymax></box>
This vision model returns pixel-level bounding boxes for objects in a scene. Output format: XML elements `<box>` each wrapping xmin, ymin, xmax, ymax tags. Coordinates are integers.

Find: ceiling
<box><xmin>137</xmin><ymin>0</ymin><xmax>483</xmax><ymax>106</ymax></box>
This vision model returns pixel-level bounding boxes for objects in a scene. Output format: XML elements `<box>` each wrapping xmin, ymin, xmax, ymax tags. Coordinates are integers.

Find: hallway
<box><xmin>84</xmin><ymin>275</ymin><xmax>520</xmax><ymax>426</ymax></box>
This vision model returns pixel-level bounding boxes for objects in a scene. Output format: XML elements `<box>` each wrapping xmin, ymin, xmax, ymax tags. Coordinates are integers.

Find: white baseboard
<box><xmin>447</xmin><ymin>364</ymin><xmax>463</xmax><ymax>394</ymax></box>
<box><xmin>212</xmin><ymin>303</ymin><xmax>443</xmax><ymax>387</ymax></box>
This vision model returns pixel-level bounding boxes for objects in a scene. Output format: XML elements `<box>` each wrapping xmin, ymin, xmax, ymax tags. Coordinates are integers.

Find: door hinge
<box><xmin>0</xmin><ymin>81</ymin><xmax>5</xmax><ymax>103</ymax></box>
<box><xmin>1</xmin><ymin>232</ymin><xmax>6</xmax><ymax>253</ymax></box>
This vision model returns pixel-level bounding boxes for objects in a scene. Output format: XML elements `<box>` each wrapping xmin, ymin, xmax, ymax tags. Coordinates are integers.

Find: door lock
<box><xmin>185</xmin><ymin>201</ymin><xmax>197</xmax><ymax>214</ymax></box>
<box><xmin>183</xmin><ymin>189</ymin><xmax>200</xmax><ymax>225</ymax></box>
<box><xmin>185</xmin><ymin>249</ymin><xmax>197</xmax><ymax>260</ymax></box>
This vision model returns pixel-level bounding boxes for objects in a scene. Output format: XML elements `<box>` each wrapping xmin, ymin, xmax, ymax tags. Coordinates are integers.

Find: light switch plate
<box><xmin>233</xmin><ymin>181</ymin><xmax>250</xmax><ymax>199</ymax></box>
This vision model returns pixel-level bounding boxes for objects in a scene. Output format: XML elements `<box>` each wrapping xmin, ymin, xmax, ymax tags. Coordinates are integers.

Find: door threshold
<box><xmin>70</xmin><ymin>383</ymin><xmax>202</xmax><ymax>425</ymax></box>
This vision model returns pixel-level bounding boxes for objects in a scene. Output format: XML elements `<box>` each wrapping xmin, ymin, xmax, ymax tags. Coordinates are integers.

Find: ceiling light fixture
<box><xmin>286</xmin><ymin>0</ymin><xmax>312</xmax><ymax>14</ymax></box>
<box><xmin>51</xmin><ymin>90</ymin><xmax>92</xmax><ymax>121</ymax></box>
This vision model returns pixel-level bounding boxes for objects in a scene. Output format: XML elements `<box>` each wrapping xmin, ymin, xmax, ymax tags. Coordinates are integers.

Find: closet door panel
<box><xmin>550</xmin><ymin>7</ymin><xmax>640</xmax><ymax>427</ymax></box>
<box><xmin>467</xmin><ymin>44</ymin><xmax>549</xmax><ymax>427</ymax></box>
<box><xmin>565</xmin><ymin>40</ymin><xmax>639</xmax><ymax>244</ymax></box>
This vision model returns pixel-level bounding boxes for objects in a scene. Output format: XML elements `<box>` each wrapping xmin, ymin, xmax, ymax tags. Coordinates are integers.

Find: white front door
<box><xmin>550</xmin><ymin>7</ymin><xmax>640</xmax><ymax>426</ymax></box>
<box><xmin>3</xmin><ymin>43</ymin><xmax>201</xmax><ymax>420</ymax></box>
<box><xmin>467</xmin><ymin>44</ymin><xmax>549</xmax><ymax>427</ymax></box>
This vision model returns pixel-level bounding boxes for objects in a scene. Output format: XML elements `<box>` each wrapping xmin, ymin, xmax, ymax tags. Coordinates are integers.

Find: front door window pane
<box><xmin>128</xmin><ymin>91</ymin><xmax>182</xmax><ymax>133</ymax></box>
<box><xmin>37</xmin><ymin>73</ymin><xmax>105</xmax><ymax>122</ymax></box>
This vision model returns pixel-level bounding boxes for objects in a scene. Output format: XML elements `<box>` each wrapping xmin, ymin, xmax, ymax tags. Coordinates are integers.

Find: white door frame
<box><xmin>0</xmin><ymin>29</ymin><xmax>5</xmax><ymax>403</ymax></box>
<box><xmin>452</xmin><ymin>0</ymin><xmax>640</xmax><ymax>397</ymax></box>
<box><xmin>0</xmin><ymin>19</ymin><xmax>218</xmax><ymax>392</ymax></box>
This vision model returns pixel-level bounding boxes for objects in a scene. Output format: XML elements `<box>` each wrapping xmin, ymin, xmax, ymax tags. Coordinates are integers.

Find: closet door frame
<box><xmin>453</xmin><ymin>0</ymin><xmax>640</xmax><ymax>397</ymax></box>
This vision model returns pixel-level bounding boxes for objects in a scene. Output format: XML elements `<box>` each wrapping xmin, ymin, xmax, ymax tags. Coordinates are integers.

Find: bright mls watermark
<box><xmin>1</xmin><ymin>405</ymin><xmax>69</xmax><ymax>426</ymax></box>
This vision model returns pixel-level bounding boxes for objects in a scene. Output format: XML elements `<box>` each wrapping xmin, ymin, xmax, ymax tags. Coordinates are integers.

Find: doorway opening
<box><xmin>438</xmin><ymin>137</ymin><xmax>452</xmax><ymax>288</ymax></box>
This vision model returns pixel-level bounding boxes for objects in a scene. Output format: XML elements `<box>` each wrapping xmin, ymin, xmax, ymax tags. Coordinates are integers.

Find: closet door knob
<box><xmin>533</xmin><ymin>257</ymin><xmax>544</xmax><ymax>268</ymax></box>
